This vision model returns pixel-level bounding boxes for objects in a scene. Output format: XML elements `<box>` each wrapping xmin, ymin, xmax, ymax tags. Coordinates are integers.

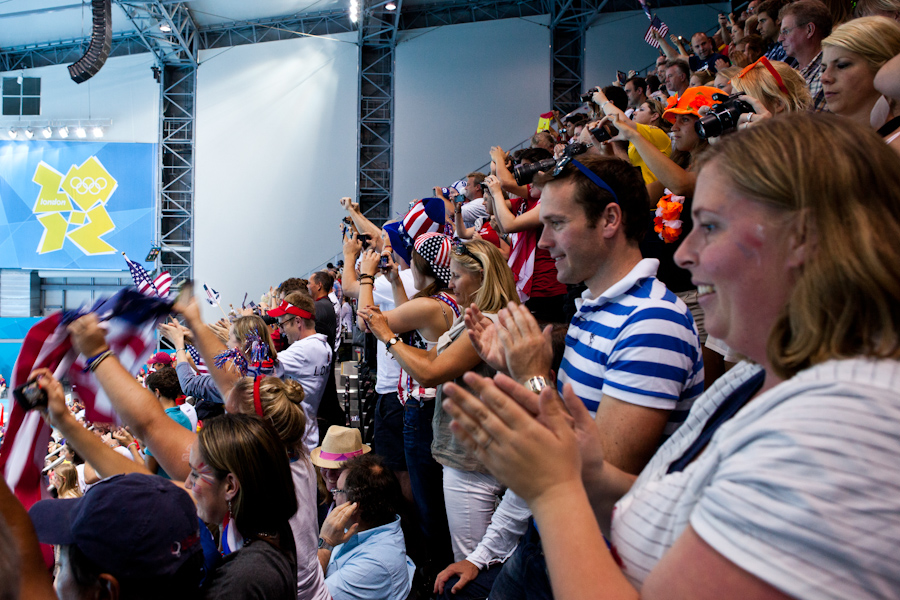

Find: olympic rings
<box><xmin>69</xmin><ymin>176</ymin><xmax>108</xmax><ymax>195</ymax></box>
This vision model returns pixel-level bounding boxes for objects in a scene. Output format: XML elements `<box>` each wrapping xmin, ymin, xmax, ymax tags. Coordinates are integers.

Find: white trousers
<box><xmin>442</xmin><ymin>466</ymin><xmax>505</xmax><ymax>561</ymax></box>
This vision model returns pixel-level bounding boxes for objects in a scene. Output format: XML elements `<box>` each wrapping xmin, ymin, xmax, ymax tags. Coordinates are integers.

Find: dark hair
<box><xmin>743</xmin><ymin>33</ymin><xmax>766</xmax><ymax>57</ymax></box>
<box><xmin>411</xmin><ymin>248</ymin><xmax>449</xmax><ymax>299</ymax></box>
<box><xmin>199</xmin><ymin>414</ymin><xmax>297</xmax><ymax>541</ymax></box>
<box><xmin>311</xmin><ymin>271</ymin><xmax>334</xmax><ymax>293</ymax></box>
<box><xmin>534</xmin><ymin>155</ymin><xmax>649</xmax><ymax>242</ymax></box>
<box><xmin>601</xmin><ymin>85</ymin><xmax>628</xmax><ymax>111</ymax></box>
<box><xmin>277</xmin><ymin>277</ymin><xmax>308</xmax><ymax>296</ymax></box>
<box><xmin>564</xmin><ymin>113</ymin><xmax>589</xmax><ymax>126</ymax></box>
<box><xmin>625</xmin><ymin>76</ymin><xmax>647</xmax><ymax>93</ymax></box>
<box><xmin>64</xmin><ymin>544</ymin><xmax>205</xmax><ymax>600</ymax></box>
<box><xmin>757</xmin><ymin>0</ymin><xmax>792</xmax><ymax>20</ymax></box>
<box><xmin>645</xmin><ymin>74</ymin><xmax>661</xmax><ymax>92</ymax></box>
<box><xmin>343</xmin><ymin>454</ymin><xmax>401</xmax><ymax>528</ymax></box>
<box><xmin>145</xmin><ymin>368</ymin><xmax>182</xmax><ymax>401</ymax></box>
<box><xmin>515</xmin><ymin>147</ymin><xmax>553</xmax><ymax>164</ymax></box>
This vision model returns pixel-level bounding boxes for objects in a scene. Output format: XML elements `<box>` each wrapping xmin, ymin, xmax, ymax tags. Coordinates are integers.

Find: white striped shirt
<box><xmin>557</xmin><ymin>259</ymin><xmax>704</xmax><ymax>437</ymax></box>
<box><xmin>611</xmin><ymin>358</ymin><xmax>900</xmax><ymax>598</ymax></box>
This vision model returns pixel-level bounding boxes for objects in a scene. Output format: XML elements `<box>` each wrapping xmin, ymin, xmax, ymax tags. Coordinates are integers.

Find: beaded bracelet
<box><xmin>85</xmin><ymin>349</ymin><xmax>114</xmax><ymax>373</ymax></box>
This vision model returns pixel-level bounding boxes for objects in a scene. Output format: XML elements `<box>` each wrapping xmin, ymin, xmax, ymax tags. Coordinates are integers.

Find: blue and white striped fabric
<box><xmin>557</xmin><ymin>259</ymin><xmax>704</xmax><ymax>437</ymax></box>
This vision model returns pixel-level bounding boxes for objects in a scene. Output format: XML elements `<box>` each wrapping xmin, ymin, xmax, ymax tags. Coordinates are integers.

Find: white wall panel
<box><xmin>195</xmin><ymin>33</ymin><xmax>358</xmax><ymax>318</ymax></box>
<box><xmin>394</xmin><ymin>17</ymin><xmax>551</xmax><ymax>217</ymax></box>
<box><xmin>0</xmin><ymin>53</ymin><xmax>160</xmax><ymax>143</ymax></box>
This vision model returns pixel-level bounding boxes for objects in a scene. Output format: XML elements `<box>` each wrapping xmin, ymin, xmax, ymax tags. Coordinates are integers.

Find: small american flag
<box><xmin>203</xmin><ymin>284</ymin><xmax>220</xmax><ymax>306</ymax></box>
<box><xmin>0</xmin><ymin>289</ymin><xmax>171</xmax><ymax>508</ymax></box>
<box><xmin>645</xmin><ymin>15</ymin><xmax>669</xmax><ymax>48</ymax></box>
<box><xmin>638</xmin><ymin>0</ymin><xmax>653</xmax><ymax>20</ymax></box>
<box><xmin>185</xmin><ymin>344</ymin><xmax>209</xmax><ymax>375</ymax></box>
<box><xmin>123</xmin><ymin>253</ymin><xmax>171</xmax><ymax>298</ymax></box>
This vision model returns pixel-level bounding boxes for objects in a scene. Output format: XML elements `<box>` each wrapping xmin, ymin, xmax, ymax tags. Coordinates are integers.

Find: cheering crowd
<box><xmin>3</xmin><ymin>1</ymin><xmax>900</xmax><ymax>599</ymax></box>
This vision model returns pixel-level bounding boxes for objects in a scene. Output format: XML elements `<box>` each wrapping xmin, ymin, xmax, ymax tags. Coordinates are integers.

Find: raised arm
<box><xmin>341</xmin><ymin>231</ymin><xmax>364</xmax><ymax>300</ymax></box>
<box><xmin>609</xmin><ymin>113</ymin><xmax>697</xmax><ymax>196</ymax></box>
<box><xmin>358</xmin><ymin>306</ymin><xmax>482</xmax><ymax>388</ymax></box>
<box><xmin>485</xmin><ymin>175</ymin><xmax>541</xmax><ymax>233</ymax></box>
<box><xmin>341</xmin><ymin>196</ymin><xmax>384</xmax><ymax>253</ymax></box>
<box><xmin>67</xmin><ymin>315</ymin><xmax>196</xmax><ymax>481</ymax></box>
<box><xmin>490</xmin><ymin>147</ymin><xmax>532</xmax><ymax>198</ymax></box>
<box><xmin>175</xmin><ymin>296</ymin><xmax>239</xmax><ymax>401</ymax></box>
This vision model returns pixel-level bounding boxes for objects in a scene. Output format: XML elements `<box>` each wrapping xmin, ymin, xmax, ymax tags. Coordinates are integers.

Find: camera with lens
<box><xmin>580</xmin><ymin>91</ymin><xmax>596</xmax><ymax>103</ymax></box>
<box><xmin>513</xmin><ymin>142</ymin><xmax>590</xmax><ymax>186</ymax></box>
<box><xmin>589</xmin><ymin>121</ymin><xmax>619</xmax><ymax>143</ymax></box>
<box><xmin>695</xmin><ymin>93</ymin><xmax>755</xmax><ymax>139</ymax></box>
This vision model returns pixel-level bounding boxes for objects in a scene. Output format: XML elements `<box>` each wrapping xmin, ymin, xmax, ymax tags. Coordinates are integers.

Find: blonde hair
<box><xmin>731</xmin><ymin>60</ymin><xmax>811</xmax><ymax>113</ymax></box>
<box><xmin>451</xmin><ymin>239</ymin><xmax>519</xmax><ymax>313</ymax></box>
<box><xmin>822</xmin><ymin>16</ymin><xmax>900</xmax><ymax>73</ymax></box>
<box><xmin>232</xmin><ymin>315</ymin><xmax>278</xmax><ymax>363</ymax></box>
<box><xmin>231</xmin><ymin>376</ymin><xmax>307</xmax><ymax>455</ymax></box>
<box><xmin>854</xmin><ymin>0</ymin><xmax>900</xmax><ymax>18</ymax></box>
<box><xmin>54</xmin><ymin>462</ymin><xmax>82</xmax><ymax>499</ymax></box>
<box><xmin>690</xmin><ymin>70</ymin><xmax>715</xmax><ymax>86</ymax></box>
<box><xmin>697</xmin><ymin>113</ymin><xmax>900</xmax><ymax>379</ymax></box>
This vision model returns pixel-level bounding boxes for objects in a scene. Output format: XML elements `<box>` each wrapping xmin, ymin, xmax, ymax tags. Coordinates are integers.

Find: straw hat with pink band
<box><xmin>310</xmin><ymin>425</ymin><xmax>371</xmax><ymax>469</ymax></box>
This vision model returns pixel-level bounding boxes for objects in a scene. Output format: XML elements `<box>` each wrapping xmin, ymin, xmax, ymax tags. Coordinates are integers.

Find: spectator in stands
<box><xmin>821</xmin><ymin>16</ymin><xmax>900</xmax><ymax>128</ymax></box>
<box><xmin>143</xmin><ymin>367</ymin><xmax>192</xmax><ymax>478</ymax></box>
<box><xmin>50</xmin><ymin>462</ymin><xmax>81</xmax><ymax>499</ymax></box>
<box><xmin>459</xmin><ymin>171</ymin><xmax>489</xmax><ymax>229</ymax></box>
<box><xmin>664</xmin><ymin>59</ymin><xmax>690</xmax><ymax>96</ymax></box>
<box><xmin>308</xmin><ymin>270</ymin><xmax>344</xmax><ymax>436</ymax></box>
<box><xmin>714</xmin><ymin>65</ymin><xmax>741</xmax><ymax>92</ymax></box>
<box><xmin>358</xmin><ymin>240</ymin><xmax>519</xmax><ymax>565</ymax></box>
<box><xmin>443</xmin><ymin>111</ymin><xmax>900</xmax><ymax>600</ymax></box>
<box><xmin>778</xmin><ymin>0</ymin><xmax>832</xmax><ymax>112</ymax></box>
<box><xmin>730</xmin><ymin>57</ymin><xmax>812</xmax><ymax>118</ymax></box>
<box><xmin>689</xmin><ymin>69</ymin><xmax>715</xmax><ymax>87</ymax></box>
<box><xmin>689</xmin><ymin>32</ymin><xmax>728</xmax><ymax>73</ymax></box>
<box><xmin>875</xmin><ymin>52</ymin><xmax>900</xmax><ymax>154</ymax></box>
<box><xmin>855</xmin><ymin>0</ymin><xmax>900</xmax><ymax>19</ymax></box>
<box><xmin>147</xmin><ymin>351</ymin><xmax>172</xmax><ymax>371</ymax></box>
<box><xmin>311</xmin><ymin>425</ymin><xmax>372</xmax><ymax>516</ymax></box>
<box><xmin>319</xmin><ymin>454</ymin><xmax>415</xmax><ymax>600</ymax></box>
<box><xmin>268</xmin><ymin>292</ymin><xmax>333</xmax><ymax>450</ymax></box>
<box><xmin>623</xmin><ymin>76</ymin><xmax>649</xmax><ymax>110</ymax></box>
<box><xmin>531</xmin><ymin>130</ymin><xmax>556</xmax><ymax>151</ymax></box>
<box><xmin>756</xmin><ymin>0</ymin><xmax>796</xmax><ymax>65</ymax></box>
<box><xmin>586</xmin><ymin>86</ymin><xmax>672</xmax><ymax>189</ymax></box>
<box><xmin>277</xmin><ymin>277</ymin><xmax>309</xmax><ymax>301</ymax></box>
<box><xmin>455</xmin><ymin>182</ymin><xmax>511</xmax><ymax>258</ymax></box>
<box><xmin>488</xmin><ymin>146</ymin><xmax>568</xmax><ymax>323</ymax></box>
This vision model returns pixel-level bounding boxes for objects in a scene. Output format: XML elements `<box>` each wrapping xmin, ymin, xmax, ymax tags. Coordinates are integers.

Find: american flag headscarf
<box><xmin>0</xmin><ymin>289</ymin><xmax>172</xmax><ymax>508</ymax></box>
<box><xmin>413</xmin><ymin>232</ymin><xmax>453</xmax><ymax>286</ymax></box>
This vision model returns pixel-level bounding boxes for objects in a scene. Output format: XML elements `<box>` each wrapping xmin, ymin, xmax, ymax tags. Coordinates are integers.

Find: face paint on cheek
<box><xmin>194</xmin><ymin>461</ymin><xmax>217</xmax><ymax>486</ymax></box>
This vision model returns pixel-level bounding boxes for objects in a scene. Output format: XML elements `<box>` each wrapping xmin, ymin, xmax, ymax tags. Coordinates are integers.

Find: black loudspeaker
<box><xmin>68</xmin><ymin>0</ymin><xmax>113</xmax><ymax>83</ymax></box>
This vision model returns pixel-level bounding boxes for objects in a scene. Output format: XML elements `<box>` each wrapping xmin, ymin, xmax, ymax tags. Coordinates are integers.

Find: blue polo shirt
<box><xmin>325</xmin><ymin>515</ymin><xmax>415</xmax><ymax>600</ymax></box>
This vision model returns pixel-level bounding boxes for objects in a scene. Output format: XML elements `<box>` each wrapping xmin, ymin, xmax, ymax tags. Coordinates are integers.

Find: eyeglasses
<box><xmin>278</xmin><ymin>316</ymin><xmax>296</xmax><ymax>328</ymax></box>
<box><xmin>452</xmin><ymin>241</ymin><xmax>484</xmax><ymax>268</ymax></box>
<box><xmin>778</xmin><ymin>25</ymin><xmax>797</xmax><ymax>38</ymax></box>
<box><xmin>330</xmin><ymin>488</ymin><xmax>349</xmax><ymax>496</ymax></box>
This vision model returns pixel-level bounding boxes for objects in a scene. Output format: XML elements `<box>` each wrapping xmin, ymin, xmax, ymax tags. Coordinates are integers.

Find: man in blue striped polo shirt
<box><xmin>536</xmin><ymin>154</ymin><xmax>705</xmax><ymax>474</ymax></box>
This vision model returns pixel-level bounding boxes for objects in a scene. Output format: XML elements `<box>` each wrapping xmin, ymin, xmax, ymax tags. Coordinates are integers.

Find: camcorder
<box><xmin>513</xmin><ymin>142</ymin><xmax>591</xmax><ymax>186</ymax></box>
<box><xmin>695</xmin><ymin>93</ymin><xmax>755</xmax><ymax>139</ymax></box>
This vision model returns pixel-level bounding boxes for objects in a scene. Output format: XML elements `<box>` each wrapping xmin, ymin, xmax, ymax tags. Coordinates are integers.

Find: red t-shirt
<box><xmin>510</xmin><ymin>196</ymin><xmax>567</xmax><ymax>298</ymax></box>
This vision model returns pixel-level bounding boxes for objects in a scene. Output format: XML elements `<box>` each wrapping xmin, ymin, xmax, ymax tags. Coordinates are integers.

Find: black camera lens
<box><xmin>513</xmin><ymin>158</ymin><xmax>557</xmax><ymax>186</ymax></box>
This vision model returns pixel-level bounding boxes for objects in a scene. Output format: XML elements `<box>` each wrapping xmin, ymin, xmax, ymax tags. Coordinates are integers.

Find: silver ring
<box><xmin>483</xmin><ymin>437</ymin><xmax>494</xmax><ymax>450</ymax></box>
<box><xmin>747</xmin><ymin>113</ymin><xmax>753</xmax><ymax>123</ymax></box>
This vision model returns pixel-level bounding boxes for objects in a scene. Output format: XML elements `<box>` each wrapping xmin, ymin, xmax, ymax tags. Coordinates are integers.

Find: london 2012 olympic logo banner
<box><xmin>0</xmin><ymin>141</ymin><xmax>156</xmax><ymax>270</ymax></box>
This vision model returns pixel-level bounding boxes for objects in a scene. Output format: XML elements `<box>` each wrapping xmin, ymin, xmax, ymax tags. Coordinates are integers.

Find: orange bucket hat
<box><xmin>663</xmin><ymin>86</ymin><xmax>724</xmax><ymax>123</ymax></box>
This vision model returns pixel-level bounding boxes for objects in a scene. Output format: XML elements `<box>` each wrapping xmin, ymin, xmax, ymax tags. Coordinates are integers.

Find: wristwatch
<box><xmin>524</xmin><ymin>375</ymin><xmax>548</xmax><ymax>394</ymax></box>
<box><xmin>318</xmin><ymin>537</ymin><xmax>334</xmax><ymax>552</ymax></box>
<box><xmin>386</xmin><ymin>335</ymin><xmax>402</xmax><ymax>349</ymax></box>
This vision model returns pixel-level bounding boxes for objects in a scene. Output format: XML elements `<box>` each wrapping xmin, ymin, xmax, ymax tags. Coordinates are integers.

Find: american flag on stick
<box><xmin>0</xmin><ymin>289</ymin><xmax>172</xmax><ymax>508</ymax></box>
<box><xmin>645</xmin><ymin>15</ymin><xmax>670</xmax><ymax>48</ymax></box>
<box><xmin>123</xmin><ymin>253</ymin><xmax>171</xmax><ymax>298</ymax></box>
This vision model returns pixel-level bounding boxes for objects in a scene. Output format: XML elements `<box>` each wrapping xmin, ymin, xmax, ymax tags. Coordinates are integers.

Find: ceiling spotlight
<box><xmin>59</xmin><ymin>126</ymin><xmax>69</xmax><ymax>138</ymax></box>
<box><xmin>42</xmin><ymin>126</ymin><xmax>53</xmax><ymax>138</ymax></box>
<box><xmin>75</xmin><ymin>126</ymin><xmax>87</xmax><ymax>138</ymax></box>
<box><xmin>92</xmin><ymin>126</ymin><xmax>104</xmax><ymax>138</ymax></box>
<box><xmin>24</xmin><ymin>127</ymin><xmax>34</xmax><ymax>139</ymax></box>
<box><xmin>159</xmin><ymin>22</ymin><xmax>172</xmax><ymax>32</ymax></box>
<box><xmin>8</xmin><ymin>128</ymin><xmax>17</xmax><ymax>139</ymax></box>
<box><xmin>385</xmin><ymin>1</ymin><xmax>397</xmax><ymax>9</ymax></box>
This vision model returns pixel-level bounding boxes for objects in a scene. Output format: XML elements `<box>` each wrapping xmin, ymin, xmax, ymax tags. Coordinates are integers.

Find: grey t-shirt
<box><xmin>203</xmin><ymin>539</ymin><xmax>297</xmax><ymax>600</ymax></box>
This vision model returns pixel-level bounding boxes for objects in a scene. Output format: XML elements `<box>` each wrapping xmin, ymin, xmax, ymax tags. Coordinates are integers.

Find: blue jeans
<box><xmin>488</xmin><ymin>520</ymin><xmax>553</xmax><ymax>600</ymax></box>
<box><xmin>438</xmin><ymin>563</ymin><xmax>505</xmax><ymax>600</ymax></box>
<box><xmin>403</xmin><ymin>397</ymin><xmax>454</xmax><ymax>569</ymax></box>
